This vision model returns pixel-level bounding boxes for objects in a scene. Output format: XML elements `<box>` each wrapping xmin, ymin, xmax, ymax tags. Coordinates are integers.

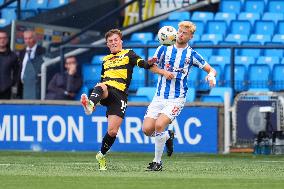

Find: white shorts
<box><xmin>144</xmin><ymin>96</ymin><xmax>186</xmax><ymax>122</ymax></box>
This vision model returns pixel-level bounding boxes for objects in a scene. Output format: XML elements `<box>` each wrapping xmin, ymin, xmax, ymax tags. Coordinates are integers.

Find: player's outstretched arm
<box><xmin>150</xmin><ymin>64</ymin><xmax>174</xmax><ymax>80</ymax></box>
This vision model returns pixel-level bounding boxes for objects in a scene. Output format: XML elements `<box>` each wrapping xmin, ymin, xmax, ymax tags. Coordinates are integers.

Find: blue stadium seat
<box><xmin>148</xmin><ymin>48</ymin><xmax>156</xmax><ymax>57</ymax></box>
<box><xmin>26</xmin><ymin>0</ymin><xmax>48</xmax><ymax>10</ymax></box>
<box><xmin>201</xmin><ymin>95</ymin><xmax>223</xmax><ymax>103</ymax></box>
<box><xmin>129</xmin><ymin>67</ymin><xmax>146</xmax><ymax>91</ymax></box>
<box><xmin>256</xmin><ymin>56</ymin><xmax>280</xmax><ymax>70</ymax></box>
<box><xmin>201</xmin><ymin>87</ymin><xmax>233</xmax><ymax>103</ymax></box>
<box><xmin>1</xmin><ymin>8</ymin><xmax>16</xmax><ymax>23</ymax></box>
<box><xmin>186</xmin><ymin>87</ymin><xmax>196</xmax><ymax>102</ymax></box>
<box><xmin>20</xmin><ymin>0</ymin><xmax>28</xmax><ymax>9</ymax></box>
<box><xmin>21</xmin><ymin>10</ymin><xmax>37</xmax><ymax>19</ymax></box>
<box><xmin>263</xmin><ymin>43</ymin><xmax>284</xmax><ymax>58</ymax></box>
<box><xmin>272</xmin><ymin>64</ymin><xmax>284</xmax><ymax>91</ymax></box>
<box><xmin>187</xmin><ymin>68</ymin><xmax>200</xmax><ymax>88</ymax></box>
<box><xmin>130</xmin><ymin>32</ymin><xmax>154</xmax><ymax>44</ymax></box>
<box><xmin>147</xmin><ymin>40</ymin><xmax>159</xmax><ymax>46</ymax></box>
<box><xmin>219</xmin><ymin>0</ymin><xmax>242</xmax><ymax>13</ymax></box>
<box><xmin>216</xmin><ymin>41</ymin><xmax>238</xmax><ymax>57</ymax></box>
<box><xmin>124</xmin><ymin>40</ymin><xmax>143</xmax><ymax>46</ymax></box>
<box><xmin>159</xmin><ymin>20</ymin><xmax>179</xmax><ymax>30</ymax></box>
<box><xmin>136</xmin><ymin>87</ymin><xmax>156</xmax><ymax>101</ymax></box>
<box><xmin>132</xmin><ymin>48</ymin><xmax>145</xmax><ymax>58</ymax></box>
<box><xmin>238</xmin><ymin>12</ymin><xmax>260</xmax><ymax>26</ymax></box>
<box><xmin>209</xmin><ymin>55</ymin><xmax>230</xmax><ymax>70</ymax></box>
<box><xmin>191</xmin><ymin>11</ymin><xmax>214</xmax><ymax>23</ymax></box>
<box><xmin>254</xmin><ymin>21</ymin><xmax>275</xmax><ymax>35</ymax></box>
<box><xmin>82</xmin><ymin>64</ymin><xmax>101</xmax><ymax>89</ymax></box>
<box><xmin>0</xmin><ymin>18</ymin><xmax>9</xmax><ymax>27</ymax></box>
<box><xmin>272</xmin><ymin>34</ymin><xmax>284</xmax><ymax>43</ymax></box>
<box><xmin>230</xmin><ymin>20</ymin><xmax>252</xmax><ymax>35</ymax></box>
<box><xmin>268</xmin><ymin>0</ymin><xmax>284</xmax><ymax>12</ymax></box>
<box><xmin>168</xmin><ymin>11</ymin><xmax>190</xmax><ymax>21</ymax></box>
<box><xmin>224</xmin><ymin>64</ymin><xmax>247</xmax><ymax>91</ymax></box>
<box><xmin>48</xmin><ymin>0</ymin><xmax>69</xmax><ymax>8</ymax></box>
<box><xmin>247</xmin><ymin>64</ymin><xmax>271</xmax><ymax>89</ymax></box>
<box><xmin>201</xmin><ymin>34</ymin><xmax>223</xmax><ymax>45</ymax></box>
<box><xmin>262</xmin><ymin>13</ymin><xmax>284</xmax><ymax>25</ymax></box>
<box><xmin>237</xmin><ymin>41</ymin><xmax>262</xmax><ymax>57</ymax></box>
<box><xmin>0</xmin><ymin>0</ymin><xmax>4</xmax><ymax>5</ymax></box>
<box><xmin>276</xmin><ymin>21</ymin><xmax>284</xmax><ymax>34</ymax></box>
<box><xmin>244</xmin><ymin>0</ymin><xmax>265</xmax><ymax>14</ymax></box>
<box><xmin>128</xmin><ymin>95</ymin><xmax>150</xmax><ymax>102</ymax></box>
<box><xmin>189</xmin><ymin>34</ymin><xmax>201</xmax><ymax>45</ymax></box>
<box><xmin>147</xmin><ymin>71</ymin><xmax>159</xmax><ymax>87</ymax></box>
<box><xmin>235</xmin><ymin>56</ymin><xmax>255</xmax><ymax>68</ymax></box>
<box><xmin>193</xmin><ymin>41</ymin><xmax>214</xmax><ymax>59</ymax></box>
<box><xmin>214</xmin><ymin>12</ymin><xmax>236</xmax><ymax>26</ymax></box>
<box><xmin>7</xmin><ymin>1</ymin><xmax>16</xmax><ymax>7</ymax></box>
<box><xmin>91</xmin><ymin>55</ymin><xmax>106</xmax><ymax>64</ymax></box>
<box><xmin>192</xmin><ymin>20</ymin><xmax>205</xmax><ymax>35</ymax></box>
<box><xmin>225</xmin><ymin>34</ymin><xmax>248</xmax><ymax>44</ymax></box>
<box><xmin>249</xmin><ymin>34</ymin><xmax>271</xmax><ymax>45</ymax></box>
<box><xmin>206</xmin><ymin>20</ymin><xmax>227</xmax><ymax>35</ymax></box>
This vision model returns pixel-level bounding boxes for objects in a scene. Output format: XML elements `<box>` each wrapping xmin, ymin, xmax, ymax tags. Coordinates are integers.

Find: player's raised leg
<box><xmin>81</xmin><ymin>83</ymin><xmax>108</xmax><ymax>115</ymax></box>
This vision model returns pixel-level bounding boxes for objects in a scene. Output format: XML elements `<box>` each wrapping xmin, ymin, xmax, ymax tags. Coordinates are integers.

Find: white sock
<box><xmin>150</xmin><ymin>131</ymin><xmax>169</xmax><ymax>139</ymax></box>
<box><xmin>153</xmin><ymin>132</ymin><xmax>167</xmax><ymax>163</ymax></box>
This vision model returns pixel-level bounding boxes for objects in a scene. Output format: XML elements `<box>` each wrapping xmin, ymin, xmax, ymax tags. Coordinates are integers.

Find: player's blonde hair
<box><xmin>105</xmin><ymin>29</ymin><xmax>123</xmax><ymax>41</ymax></box>
<box><xmin>178</xmin><ymin>21</ymin><xmax>196</xmax><ymax>34</ymax></box>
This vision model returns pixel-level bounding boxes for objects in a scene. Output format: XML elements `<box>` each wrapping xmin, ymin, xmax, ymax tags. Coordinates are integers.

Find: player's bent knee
<box><xmin>142</xmin><ymin>127</ymin><xmax>152</xmax><ymax>136</ymax></box>
<box><xmin>95</xmin><ymin>83</ymin><xmax>107</xmax><ymax>91</ymax></box>
<box><xmin>155</xmin><ymin>123</ymin><xmax>165</xmax><ymax>132</ymax></box>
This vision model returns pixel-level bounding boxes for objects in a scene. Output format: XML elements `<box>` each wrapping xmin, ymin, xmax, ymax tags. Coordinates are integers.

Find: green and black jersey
<box><xmin>100</xmin><ymin>49</ymin><xmax>151</xmax><ymax>94</ymax></box>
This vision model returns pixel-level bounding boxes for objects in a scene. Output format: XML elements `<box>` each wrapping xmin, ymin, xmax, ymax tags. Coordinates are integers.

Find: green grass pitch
<box><xmin>0</xmin><ymin>151</ymin><xmax>284</xmax><ymax>189</ymax></box>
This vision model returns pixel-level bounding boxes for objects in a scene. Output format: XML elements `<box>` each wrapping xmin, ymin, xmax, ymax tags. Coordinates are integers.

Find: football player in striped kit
<box><xmin>143</xmin><ymin>21</ymin><xmax>217</xmax><ymax>171</ymax></box>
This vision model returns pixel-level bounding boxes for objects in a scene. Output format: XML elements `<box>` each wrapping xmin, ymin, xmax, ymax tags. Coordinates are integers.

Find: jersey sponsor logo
<box><xmin>165</xmin><ymin>63</ymin><xmax>186</xmax><ymax>74</ymax></box>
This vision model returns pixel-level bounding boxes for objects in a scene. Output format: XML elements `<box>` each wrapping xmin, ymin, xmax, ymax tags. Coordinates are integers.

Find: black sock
<box><xmin>101</xmin><ymin>132</ymin><xmax>116</xmax><ymax>155</ymax></box>
<box><xmin>89</xmin><ymin>86</ymin><xmax>103</xmax><ymax>104</ymax></box>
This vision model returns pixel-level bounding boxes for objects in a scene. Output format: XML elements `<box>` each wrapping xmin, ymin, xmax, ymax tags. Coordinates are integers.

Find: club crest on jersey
<box><xmin>185</xmin><ymin>57</ymin><xmax>190</xmax><ymax>64</ymax></box>
<box><xmin>165</xmin><ymin>63</ymin><xmax>171</xmax><ymax>71</ymax></box>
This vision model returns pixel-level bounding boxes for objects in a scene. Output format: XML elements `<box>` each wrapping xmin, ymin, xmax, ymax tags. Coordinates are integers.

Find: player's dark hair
<box><xmin>105</xmin><ymin>29</ymin><xmax>122</xmax><ymax>41</ymax></box>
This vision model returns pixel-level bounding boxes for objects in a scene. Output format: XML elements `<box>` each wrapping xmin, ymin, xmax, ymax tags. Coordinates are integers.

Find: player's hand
<box><xmin>147</xmin><ymin>57</ymin><xmax>157</xmax><ymax>65</ymax></box>
<box><xmin>163</xmin><ymin>70</ymin><xmax>175</xmax><ymax>80</ymax></box>
<box><xmin>205</xmin><ymin>73</ymin><xmax>216</xmax><ymax>88</ymax></box>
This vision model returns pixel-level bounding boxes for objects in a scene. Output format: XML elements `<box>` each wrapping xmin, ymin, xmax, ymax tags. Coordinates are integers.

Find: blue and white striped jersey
<box><xmin>153</xmin><ymin>44</ymin><xmax>208</xmax><ymax>99</ymax></box>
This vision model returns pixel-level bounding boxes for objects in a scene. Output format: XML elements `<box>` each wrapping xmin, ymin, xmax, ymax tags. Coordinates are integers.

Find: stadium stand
<box><xmin>272</xmin><ymin>64</ymin><xmax>284</xmax><ymax>91</ymax></box>
<box><xmin>82</xmin><ymin>64</ymin><xmax>101</xmax><ymax>91</ymax></box>
<box><xmin>3</xmin><ymin>0</ymin><xmax>284</xmax><ymax>102</ymax></box>
<box><xmin>223</xmin><ymin>64</ymin><xmax>247</xmax><ymax>91</ymax></box>
<box><xmin>247</xmin><ymin>64</ymin><xmax>271</xmax><ymax>90</ymax></box>
<box><xmin>168</xmin><ymin>11</ymin><xmax>190</xmax><ymax>21</ymax></box>
<box><xmin>136</xmin><ymin>87</ymin><xmax>156</xmax><ymax>101</ymax></box>
<box><xmin>201</xmin><ymin>87</ymin><xmax>233</xmax><ymax>103</ymax></box>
